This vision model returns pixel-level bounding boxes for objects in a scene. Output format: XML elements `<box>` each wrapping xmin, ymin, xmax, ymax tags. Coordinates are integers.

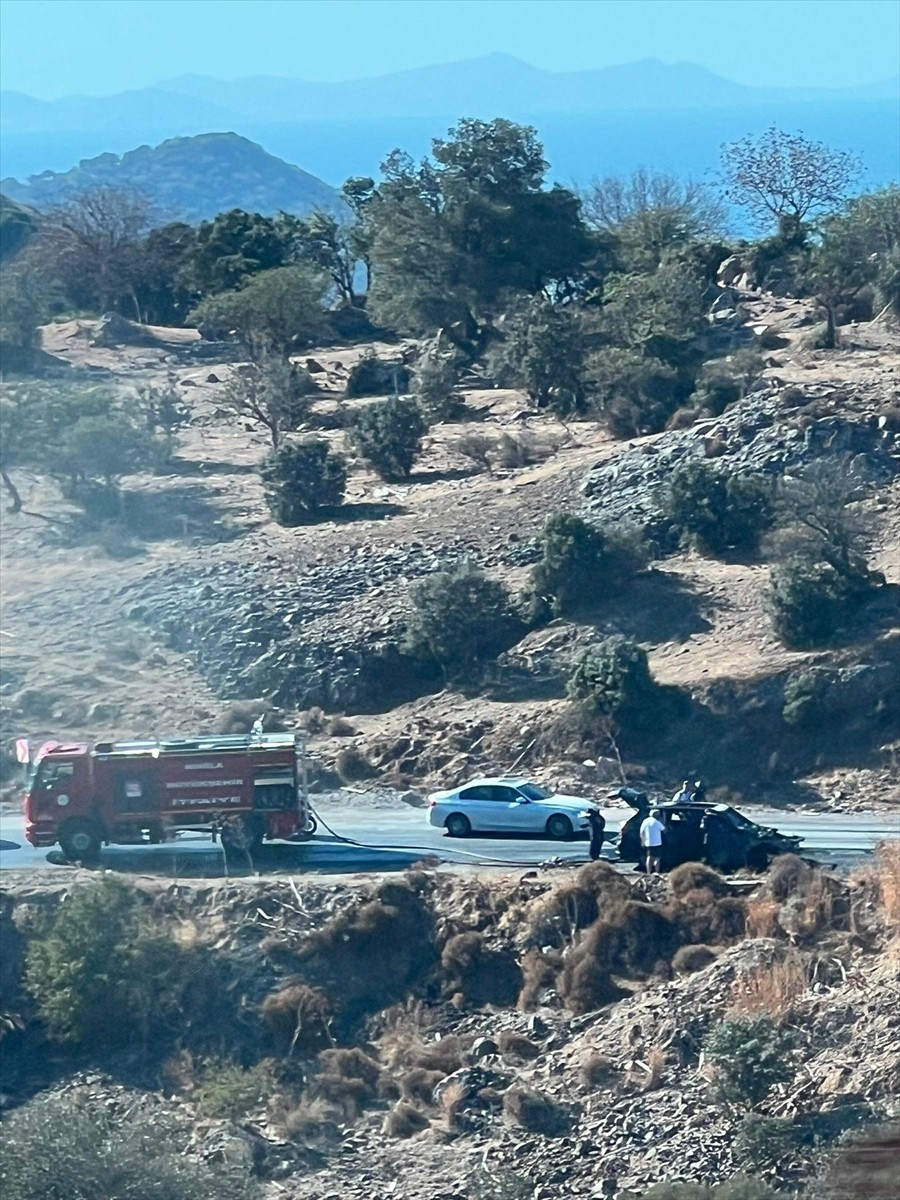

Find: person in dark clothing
<box><xmin>586</xmin><ymin>808</ymin><xmax>606</xmax><ymax>860</ymax></box>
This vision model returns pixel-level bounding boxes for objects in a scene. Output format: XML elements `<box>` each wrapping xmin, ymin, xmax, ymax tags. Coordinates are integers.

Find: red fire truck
<box><xmin>23</xmin><ymin>732</ymin><xmax>315</xmax><ymax>861</ymax></box>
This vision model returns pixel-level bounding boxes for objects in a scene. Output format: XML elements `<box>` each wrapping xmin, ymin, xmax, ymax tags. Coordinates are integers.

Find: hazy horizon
<box><xmin>1</xmin><ymin>0</ymin><xmax>898</xmax><ymax>99</ymax></box>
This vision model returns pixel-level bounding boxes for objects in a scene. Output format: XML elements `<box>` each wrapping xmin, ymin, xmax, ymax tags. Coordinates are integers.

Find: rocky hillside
<box><xmin>1</xmin><ymin>849</ymin><xmax>898</xmax><ymax>1198</ymax></box>
<box><xmin>0</xmin><ymin>133</ymin><xmax>339</xmax><ymax>222</ymax></box>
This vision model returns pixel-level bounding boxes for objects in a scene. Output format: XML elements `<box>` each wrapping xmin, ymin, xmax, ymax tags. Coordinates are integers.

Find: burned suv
<box><xmin>615</xmin><ymin>789</ymin><xmax>802</xmax><ymax>872</ymax></box>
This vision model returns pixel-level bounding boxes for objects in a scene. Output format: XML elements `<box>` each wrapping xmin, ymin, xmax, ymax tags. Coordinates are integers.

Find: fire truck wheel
<box><xmin>60</xmin><ymin>820</ymin><xmax>102</xmax><ymax>863</ymax></box>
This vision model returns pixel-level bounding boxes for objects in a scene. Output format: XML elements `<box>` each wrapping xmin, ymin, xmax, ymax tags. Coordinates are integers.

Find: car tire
<box><xmin>546</xmin><ymin>814</ymin><xmax>574</xmax><ymax>841</ymax></box>
<box><xmin>445</xmin><ymin>813</ymin><xmax>472</xmax><ymax>838</ymax></box>
<box><xmin>59</xmin><ymin>820</ymin><xmax>103</xmax><ymax>863</ymax></box>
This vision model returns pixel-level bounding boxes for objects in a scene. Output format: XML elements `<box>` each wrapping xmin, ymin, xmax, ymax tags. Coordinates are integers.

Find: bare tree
<box><xmin>38</xmin><ymin>186</ymin><xmax>158</xmax><ymax>318</ymax></box>
<box><xmin>721</xmin><ymin>126</ymin><xmax>860</xmax><ymax>233</ymax></box>
<box><xmin>774</xmin><ymin>459</ymin><xmax>877</xmax><ymax>581</ymax></box>
<box><xmin>221</xmin><ymin>357</ymin><xmax>316</xmax><ymax>449</ymax></box>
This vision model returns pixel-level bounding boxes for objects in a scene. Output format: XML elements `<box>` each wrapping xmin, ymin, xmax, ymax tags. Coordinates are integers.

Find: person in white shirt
<box><xmin>640</xmin><ymin>808</ymin><xmax>665</xmax><ymax>873</ymax></box>
<box><xmin>672</xmin><ymin>781</ymin><xmax>693</xmax><ymax>804</ymax></box>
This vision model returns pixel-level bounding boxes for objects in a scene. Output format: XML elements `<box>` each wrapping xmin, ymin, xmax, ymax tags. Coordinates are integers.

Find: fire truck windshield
<box><xmin>33</xmin><ymin>761</ymin><xmax>74</xmax><ymax>790</ymax></box>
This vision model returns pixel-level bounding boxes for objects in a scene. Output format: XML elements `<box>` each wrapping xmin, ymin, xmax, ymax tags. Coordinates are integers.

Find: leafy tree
<box><xmin>292</xmin><ymin>206</ymin><xmax>367</xmax><ymax>307</ymax></box>
<box><xmin>190</xmin><ymin>208</ymin><xmax>294</xmax><ymax>294</ymax></box>
<box><xmin>0</xmin><ymin>194</ymin><xmax>38</xmax><ymax>261</ymax></box>
<box><xmin>492</xmin><ymin>299</ymin><xmax>588</xmax><ymax>414</ymax></box>
<box><xmin>567</xmin><ymin>637</ymin><xmax>657</xmax><ymax>722</ymax></box>
<box><xmin>137</xmin><ymin>220</ymin><xmax>198</xmax><ymax>324</ymax></box>
<box><xmin>0</xmin><ymin>255</ymin><xmax>54</xmax><ymax>353</ymax></box>
<box><xmin>582</xmin><ymin>168</ymin><xmax>725</xmax><ymax>272</ymax></box>
<box><xmin>531</xmin><ymin>513</ymin><xmax>646</xmax><ymax>616</ymax></box>
<box><xmin>666</xmin><ymin>461</ymin><xmax>775</xmax><ymax>556</ymax></box>
<box><xmin>367</xmin><ymin>119</ymin><xmax>594</xmax><ymax>346</ymax></box>
<box><xmin>405</xmin><ymin>560</ymin><xmax>525</xmax><ymax>673</ymax></box>
<box><xmin>721</xmin><ymin>126</ymin><xmax>860</xmax><ymax>233</ymax></box>
<box><xmin>349</xmin><ymin>395</ymin><xmax>427</xmax><ymax>481</ymax></box>
<box><xmin>222</xmin><ymin>356</ymin><xmax>317</xmax><ymax>448</ymax></box>
<box><xmin>187</xmin><ymin>265</ymin><xmax>328</xmax><ymax>358</ymax></box>
<box><xmin>0</xmin><ymin>1093</ymin><xmax>259</xmax><ymax>1200</ymax></box>
<box><xmin>260</xmin><ymin>437</ymin><xmax>347</xmax><ymax>524</ymax></box>
<box><xmin>703</xmin><ymin>1016</ymin><xmax>794</xmax><ymax>1108</ymax></box>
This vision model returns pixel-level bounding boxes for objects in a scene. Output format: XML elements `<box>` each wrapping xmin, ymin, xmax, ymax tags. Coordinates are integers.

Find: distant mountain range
<box><xmin>0</xmin><ymin>56</ymin><xmax>897</xmax><ymax>209</ymax></box>
<box><xmin>0</xmin><ymin>133</ymin><xmax>338</xmax><ymax>223</ymax></box>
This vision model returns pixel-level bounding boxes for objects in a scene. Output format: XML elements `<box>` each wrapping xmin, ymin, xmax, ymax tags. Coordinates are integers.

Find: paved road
<box><xmin>0</xmin><ymin>804</ymin><xmax>897</xmax><ymax>879</ymax></box>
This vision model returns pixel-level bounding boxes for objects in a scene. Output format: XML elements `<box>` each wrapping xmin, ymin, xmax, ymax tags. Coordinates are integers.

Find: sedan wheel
<box><xmin>546</xmin><ymin>814</ymin><xmax>574</xmax><ymax>841</ymax></box>
<box><xmin>445</xmin><ymin>813</ymin><xmax>472</xmax><ymax>838</ymax></box>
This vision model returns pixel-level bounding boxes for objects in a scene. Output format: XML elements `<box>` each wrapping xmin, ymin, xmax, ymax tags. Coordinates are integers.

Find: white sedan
<box><xmin>427</xmin><ymin>776</ymin><xmax>595</xmax><ymax>840</ymax></box>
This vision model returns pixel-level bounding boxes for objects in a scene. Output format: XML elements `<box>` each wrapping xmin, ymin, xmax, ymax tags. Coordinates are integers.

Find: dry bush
<box><xmin>326</xmin><ymin>716</ymin><xmax>356</xmax><ymax>737</ymax></box>
<box><xmin>523</xmin><ymin>863</ymin><xmax>630</xmax><ymax>949</ymax></box>
<box><xmin>438</xmin><ymin>1078</ymin><xmax>468</xmax><ymax>1131</ymax></box>
<box><xmin>632</xmin><ymin>1047</ymin><xmax>667</xmax><ymax>1091</ymax></box>
<box><xmin>874</xmin><ymin>841</ymin><xmax>900</xmax><ymax>932</ymax></box>
<box><xmin>454</xmin><ymin>431</ymin><xmax>495</xmax><ymax>473</ymax></box>
<box><xmin>297</xmin><ymin>706</ymin><xmax>326</xmax><ymax>733</ymax></box>
<box><xmin>596</xmin><ymin>902</ymin><xmax>678</xmax><ymax>975</ymax></box>
<box><xmin>335</xmin><ymin>746</ymin><xmax>376</xmax><ymax>782</ymax></box>
<box><xmin>559</xmin><ymin>952</ymin><xmax>626</xmax><ymax>1015</ymax></box>
<box><xmin>668</xmin><ymin>862</ymin><xmax>730</xmax><ymax>900</ymax></box>
<box><xmin>579</xmin><ymin>1052</ymin><xmax>615</xmax><ymax>1087</ymax></box>
<box><xmin>672</xmin><ymin>944</ymin><xmax>718</xmax><ymax>975</ymax></box>
<box><xmin>261</xmin><ymin>983</ymin><xmax>333</xmax><ymax>1055</ymax></box>
<box><xmin>400</xmin><ymin>1067</ymin><xmax>445</xmax><ymax>1105</ymax></box>
<box><xmin>498</xmin><ymin>1031</ymin><xmax>540</xmax><ymax>1062</ymax></box>
<box><xmin>280</xmin><ymin>1094</ymin><xmax>341</xmax><ymax>1145</ymax></box>
<box><xmin>517</xmin><ymin>948</ymin><xmax>559</xmax><ymax>1010</ymax></box>
<box><xmin>745</xmin><ymin>899</ymin><xmax>782</xmax><ymax>939</ymax></box>
<box><xmin>763</xmin><ymin>854</ymin><xmax>812</xmax><ymax>901</ymax></box>
<box><xmin>440</xmin><ymin>931</ymin><xmax>522</xmax><ymax>1007</ymax></box>
<box><xmin>503</xmin><ymin>1086</ymin><xmax>570</xmax><ymax>1136</ymax></box>
<box><xmin>294</xmin><ymin>879</ymin><xmax>436</xmax><ymax>1023</ymax></box>
<box><xmin>665</xmin><ymin>406</ymin><xmax>700</xmax><ymax>430</ymax></box>
<box><xmin>213</xmin><ymin>700</ymin><xmax>281</xmax><ymax>734</ymax></box>
<box><xmin>413</xmin><ymin>1034</ymin><xmax>473</xmax><ymax>1074</ymax></box>
<box><xmin>316</xmin><ymin>1047</ymin><xmax>382</xmax><ymax>1089</ymax></box>
<box><xmin>383</xmin><ymin>1101</ymin><xmax>430</xmax><ymax>1138</ymax></box>
<box><xmin>729</xmin><ymin>953</ymin><xmax>809</xmax><ymax>1019</ymax></box>
<box><xmin>669</xmin><ymin>895</ymin><xmax>747</xmax><ymax>946</ymax></box>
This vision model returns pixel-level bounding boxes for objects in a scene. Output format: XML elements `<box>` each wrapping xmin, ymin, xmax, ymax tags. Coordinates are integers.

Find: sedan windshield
<box><xmin>517</xmin><ymin>783</ymin><xmax>551</xmax><ymax>801</ymax></box>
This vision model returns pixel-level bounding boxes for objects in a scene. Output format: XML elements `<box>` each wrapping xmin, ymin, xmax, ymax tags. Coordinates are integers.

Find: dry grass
<box><xmin>874</xmin><ymin>841</ymin><xmax>900</xmax><ymax>932</ymax></box>
<box><xmin>383</xmin><ymin>1101</ymin><xmax>430</xmax><ymax>1138</ymax></box>
<box><xmin>503</xmin><ymin>1086</ymin><xmax>570</xmax><ymax>1136</ymax></box>
<box><xmin>497</xmin><ymin>1031</ymin><xmax>540</xmax><ymax>1062</ymax></box>
<box><xmin>668</xmin><ymin>863</ymin><xmax>730</xmax><ymax>900</ymax></box>
<box><xmin>261</xmin><ymin>983</ymin><xmax>333</xmax><ymax>1055</ymax></box>
<box><xmin>579</xmin><ymin>1052</ymin><xmax>615</xmax><ymax>1088</ymax></box>
<box><xmin>517</xmin><ymin>948</ymin><xmax>559</xmax><ymax>1010</ymax></box>
<box><xmin>400</xmin><ymin>1067</ymin><xmax>445</xmax><ymax>1105</ymax></box>
<box><xmin>630</xmin><ymin>1047</ymin><xmax>667</xmax><ymax>1092</ymax></box>
<box><xmin>729</xmin><ymin>953</ymin><xmax>809</xmax><ymax>1018</ymax></box>
<box><xmin>672</xmin><ymin>944</ymin><xmax>717</xmax><ymax>975</ymax></box>
<box><xmin>438</xmin><ymin>1078</ymin><xmax>468</xmax><ymax>1131</ymax></box>
<box><xmin>745</xmin><ymin>899</ymin><xmax>782</xmax><ymax>939</ymax></box>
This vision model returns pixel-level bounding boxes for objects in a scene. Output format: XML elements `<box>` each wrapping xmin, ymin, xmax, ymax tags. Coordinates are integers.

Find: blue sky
<box><xmin>1</xmin><ymin>0</ymin><xmax>898</xmax><ymax>98</ymax></box>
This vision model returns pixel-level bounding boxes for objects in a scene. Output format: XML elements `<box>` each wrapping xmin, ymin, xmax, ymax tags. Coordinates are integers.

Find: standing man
<box><xmin>640</xmin><ymin>808</ymin><xmax>665</xmax><ymax>874</ymax></box>
<box><xmin>672</xmin><ymin>780</ymin><xmax>693</xmax><ymax>804</ymax></box>
<box><xmin>585</xmin><ymin>807</ymin><xmax>607</xmax><ymax>861</ymax></box>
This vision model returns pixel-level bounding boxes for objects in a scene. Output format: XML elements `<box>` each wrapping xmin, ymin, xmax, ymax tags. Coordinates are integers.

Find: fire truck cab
<box><xmin>24</xmin><ymin>732</ymin><xmax>314</xmax><ymax>862</ymax></box>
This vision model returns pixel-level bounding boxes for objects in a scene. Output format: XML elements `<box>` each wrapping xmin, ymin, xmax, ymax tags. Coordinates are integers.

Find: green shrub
<box><xmin>692</xmin><ymin>349</ymin><xmax>765</xmax><ymax>416</ymax></box>
<box><xmin>194</xmin><ymin>1057</ymin><xmax>277</xmax><ymax>1119</ymax></box>
<box><xmin>0</xmin><ymin>1092</ymin><xmax>259</xmax><ymax>1200</ymax></box>
<box><xmin>349</xmin><ymin>395</ymin><xmax>426</xmax><ymax>481</ymax></box>
<box><xmin>531</xmin><ymin>512</ymin><xmax>646</xmax><ymax>616</ymax></box>
<box><xmin>222</xmin><ymin>356</ymin><xmax>318</xmax><ymax>448</ymax></box>
<box><xmin>733</xmin><ymin>1112</ymin><xmax>806</xmax><ymax>1170</ymax></box>
<box><xmin>769</xmin><ymin>557</ymin><xmax>856</xmax><ymax>647</ymax></box>
<box><xmin>260</xmin><ymin>437</ymin><xmax>347</xmax><ymax>524</ymax></box>
<box><xmin>24</xmin><ymin>877</ymin><xmax>188</xmax><ymax>1047</ymax></box>
<box><xmin>703</xmin><ymin>1016</ymin><xmax>794</xmax><ymax>1108</ymax></box>
<box><xmin>405</xmin><ymin>561</ymin><xmax>525</xmax><ymax>673</ymax></box>
<box><xmin>344</xmin><ymin>352</ymin><xmax>411</xmax><ymax>398</ymax></box>
<box><xmin>666</xmin><ymin>461</ymin><xmax>775</xmax><ymax>556</ymax></box>
<box><xmin>412</xmin><ymin>342</ymin><xmax>466</xmax><ymax>421</ymax></box>
<box><xmin>589</xmin><ymin>347</ymin><xmax>679</xmax><ymax>437</ymax></box>
<box><xmin>567</xmin><ymin>636</ymin><xmax>657</xmax><ymax>722</ymax></box>
<box><xmin>782</xmin><ymin>668</ymin><xmax>829</xmax><ymax>726</ymax></box>
<box><xmin>491</xmin><ymin>299</ymin><xmax>587</xmax><ymax>415</ymax></box>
